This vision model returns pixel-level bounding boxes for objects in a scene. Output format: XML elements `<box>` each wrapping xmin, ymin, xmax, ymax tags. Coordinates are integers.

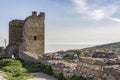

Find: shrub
<box><xmin>57</xmin><ymin>73</ymin><xmax>66</xmax><ymax>80</ymax></box>
<box><xmin>44</xmin><ymin>65</ymin><xmax>53</xmax><ymax>75</ymax></box>
<box><xmin>68</xmin><ymin>75</ymin><xmax>87</xmax><ymax>80</ymax></box>
<box><xmin>23</xmin><ymin>62</ymin><xmax>44</xmax><ymax>72</ymax></box>
<box><xmin>22</xmin><ymin>61</ymin><xmax>54</xmax><ymax>76</ymax></box>
<box><xmin>2</xmin><ymin>66</ymin><xmax>21</xmax><ymax>74</ymax></box>
<box><xmin>0</xmin><ymin>59</ymin><xmax>22</xmax><ymax>68</ymax></box>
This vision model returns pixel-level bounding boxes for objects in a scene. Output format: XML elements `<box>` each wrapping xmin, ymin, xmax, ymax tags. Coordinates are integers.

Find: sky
<box><xmin>1</xmin><ymin>0</ymin><xmax>120</xmax><ymax>52</ymax></box>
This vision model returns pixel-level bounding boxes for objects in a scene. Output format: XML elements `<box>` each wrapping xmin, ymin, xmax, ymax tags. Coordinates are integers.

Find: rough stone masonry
<box><xmin>6</xmin><ymin>11</ymin><xmax>45</xmax><ymax>62</ymax></box>
<box><xmin>42</xmin><ymin>55</ymin><xmax>120</xmax><ymax>80</ymax></box>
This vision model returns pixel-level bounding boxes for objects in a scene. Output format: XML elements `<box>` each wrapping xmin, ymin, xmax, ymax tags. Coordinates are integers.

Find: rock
<box><xmin>107</xmin><ymin>74</ymin><xmax>115</xmax><ymax>80</ymax></box>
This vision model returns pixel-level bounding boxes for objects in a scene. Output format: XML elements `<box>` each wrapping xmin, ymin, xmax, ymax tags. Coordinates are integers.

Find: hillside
<box><xmin>82</xmin><ymin>42</ymin><xmax>120</xmax><ymax>51</ymax></box>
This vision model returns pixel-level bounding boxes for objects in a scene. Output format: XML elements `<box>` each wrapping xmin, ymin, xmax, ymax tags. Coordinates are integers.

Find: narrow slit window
<box><xmin>34</xmin><ymin>36</ymin><xmax>37</xmax><ymax>40</ymax></box>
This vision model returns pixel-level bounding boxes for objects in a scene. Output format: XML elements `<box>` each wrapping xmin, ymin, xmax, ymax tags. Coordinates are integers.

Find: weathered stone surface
<box><xmin>79</xmin><ymin>57</ymin><xmax>106</xmax><ymax>65</ymax></box>
<box><xmin>40</xmin><ymin>53</ymin><xmax>120</xmax><ymax>80</ymax></box>
<box><xmin>76</xmin><ymin>57</ymin><xmax>120</xmax><ymax>80</ymax></box>
<box><xmin>0</xmin><ymin>50</ymin><xmax>6</xmax><ymax>58</ymax></box>
<box><xmin>0</xmin><ymin>47</ymin><xmax>4</xmax><ymax>53</ymax></box>
<box><xmin>0</xmin><ymin>47</ymin><xmax>5</xmax><ymax>58</ymax></box>
<box><xmin>9</xmin><ymin>20</ymin><xmax>24</xmax><ymax>44</ymax></box>
<box><xmin>6</xmin><ymin>44</ymin><xmax>19</xmax><ymax>58</ymax></box>
<box><xmin>107</xmin><ymin>74</ymin><xmax>116</xmax><ymax>80</ymax></box>
<box><xmin>23</xmin><ymin>12</ymin><xmax>44</xmax><ymax>55</ymax></box>
<box><xmin>92</xmin><ymin>51</ymin><xmax>118</xmax><ymax>58</ymax></box>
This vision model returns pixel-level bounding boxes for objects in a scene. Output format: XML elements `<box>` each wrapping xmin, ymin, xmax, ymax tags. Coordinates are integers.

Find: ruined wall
<box><xmin>7</xmin><ymin>20</ymin><xmax>24</xmax><ymax>58</ymax></box>
<box><xmin>40</xmin><ymin>60</ymin><xmax>77</xmax><ymax>78</ymax></box>
<box><xmin>0</xmin><ymin>47</ymin><xmax>4</xmax><ymax>53</ymax></box>
<box><xmin>0</xmin><ymin>47</ymin><xmax>5</xmax><ymax>58</ymax></box>
<box><xmin>9</xmin><ymin>20</ymin><xmax>24</xmax><ymax>44</ymax></box>
<box><xmin>6</xmin><ymin>44</ymin><xmax>19</xmax><ymax>58</ymax></box>
<box><xmin>19</xmin><ymin>12</ymin><xmax>45</xmax><ymax>61</ymax></box>
<box><xmin>76</xmin><ymin>57</ymin><xmax>120</xmax><ymax>80</ymax></box>
<box><xmin>41</xmin><ymin>56</ymin><xmax>120</xmax><ymax>80</ymax></box>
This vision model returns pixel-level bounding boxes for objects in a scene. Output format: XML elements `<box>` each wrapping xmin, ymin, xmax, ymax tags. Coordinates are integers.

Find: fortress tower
<box><xmin>20</xmin><ymin>12</ymin><xmax>45</xmax><ymax>61</ymax></box>
<box><xmin>7</xmin><ymin>12</ymin><xmax>45</xmax><ymax>62</ymax></box>
<box><xmin>9</xmin><ymin>20</ymin><xmax>24</xmax><ymax>44</ymax></box>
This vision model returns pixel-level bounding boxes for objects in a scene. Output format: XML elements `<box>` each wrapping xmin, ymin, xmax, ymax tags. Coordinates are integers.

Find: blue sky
<box><xmin>0</xmin><ymin>0</ymin><xmax>120</xmax><ymax>51</ymax></box>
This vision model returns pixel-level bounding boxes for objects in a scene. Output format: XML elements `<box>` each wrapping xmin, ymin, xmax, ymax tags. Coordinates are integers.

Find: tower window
<box><xmin>34</xmin><ymin>36</ymin><xmax>37</xmax><ymax>40</ymax></box>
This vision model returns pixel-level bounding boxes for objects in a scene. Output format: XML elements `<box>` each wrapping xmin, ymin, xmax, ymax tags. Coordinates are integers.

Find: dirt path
<box><xmin>28</xmin><ymin>72</ymin><xmax>57</xmax><ymax>80</ymax></box>
<box><xmin>0</xmin><ymin>71</ymin><xmax>6</xmax><ymax>80</ymax></box>
<box><xmin>0</xmin><ymin>76</ymin><xmax>5</xmax><ymax>80</ymax></box>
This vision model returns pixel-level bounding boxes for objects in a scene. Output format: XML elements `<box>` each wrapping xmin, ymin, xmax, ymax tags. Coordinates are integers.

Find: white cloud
<box><xmin>90</xmin><ymin>9</ymin><xmax>105</xmax><ymax>21</ymax></box>
<box><xmin>72</xmin><ymin>0</ymin><xmax>89</xmax><ymax>14</ymax></box>
<box><xmin>108</xmin><ymin>17</ymin><xmax>120</xmax><ymax>23</ymax></box>
<box><xmin>71</xmin><ymin>0</ymin><xmax>120</xmax><ymax>22</ymax></box>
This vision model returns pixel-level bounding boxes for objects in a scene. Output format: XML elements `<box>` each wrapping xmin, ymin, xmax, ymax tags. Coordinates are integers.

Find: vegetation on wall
<box><xmin>20</xmin><ymin>59</ymin><xmax>89</xmax><ymax>80</ymax></box>
<box><xmin>21</xmin><ymin>60</ymin><xmax>53</xmax><ymax>76</ymax></box>
<box><xmin>68</xmin><ymin>75</ymin><xmax>89</xmax><ymax>80</ymax></box>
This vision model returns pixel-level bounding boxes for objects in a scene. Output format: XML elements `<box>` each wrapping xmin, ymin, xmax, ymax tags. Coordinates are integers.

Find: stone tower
<box><xmin>19</xmin><ymin>12</ymin><xmax>45</xmax><ymax>62</ymax></box>
<box><xmin>7</xmin><ymin>11</ymin><xmax>45</xmax><ymax>62</ymax></box>
<box><xmin>7</xmin><ymin>20</ymin><xmax>24</xmax><ymax>58</ymax></box>
<box><xmin>9</xmin><ymin>20</ymin><xmax>24</xmax><ymax>44</ymax></box>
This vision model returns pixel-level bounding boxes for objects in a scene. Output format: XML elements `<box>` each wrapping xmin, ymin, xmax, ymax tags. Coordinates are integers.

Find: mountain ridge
<box><xmin>82</xmin><ymin>42</ymin><xmax>120</xmax><ymax>50</ymax></box>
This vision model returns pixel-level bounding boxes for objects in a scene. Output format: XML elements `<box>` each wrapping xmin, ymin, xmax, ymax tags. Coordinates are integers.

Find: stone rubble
<box><xmin>42</xmin><ymin>52</ymin><xmax>120</xmax><ymax>80</ymax></box>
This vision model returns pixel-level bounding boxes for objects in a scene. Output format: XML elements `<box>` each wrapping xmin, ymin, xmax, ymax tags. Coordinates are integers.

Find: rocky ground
<box><xmin>0</xmin><ymin>71</ymin><xmax>57</xmax><ymax>80</ymax></box>
<box><xmin>28</xmin><ymin>72</ymin><xmax>57</xmax><ymax>80</ymax></box>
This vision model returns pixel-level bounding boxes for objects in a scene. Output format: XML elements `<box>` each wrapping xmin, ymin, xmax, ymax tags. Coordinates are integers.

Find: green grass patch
<box><xmin>0</xmin><ymin>59</ymin><xmax>32</xmax><ymax>80</ymax></box>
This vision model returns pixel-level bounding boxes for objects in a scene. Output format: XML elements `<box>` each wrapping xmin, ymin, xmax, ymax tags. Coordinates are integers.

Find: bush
<box><xmin>2</xmin><ymin>66</ymin><xmax>21</xmax><ymax>74</ymax></box>
<box><xmin>23</xmin><ymin>62</ymin><xmax>44</xmax><ymax>72</ymax></box>
<box><xmin>0</xmin><ymin>59</ymin><xmax>22</xmax><ymax>75</ymax></box>
<box><xmin>22</xmin><ymin>61</ymin><xmax>53</xmax><ymax>76</ymax></box>
<box><xmin>57</xmin><ymin>73</ymin><xmax>66</xmax><ymax>80</ymax></box>
<box><xmin>44</xmin><ymin>65</ymin><xmax>53</xmax><ymax>75</ymax></box>
<box><xmin>0</xmin><ymin>59</ymin><xmax>22</xmax><ymax>68</ymax></box>
<box><xmin>68</xmin><ymin>75</ymin><xmax>87</xmax><ymax>80</ymax></box>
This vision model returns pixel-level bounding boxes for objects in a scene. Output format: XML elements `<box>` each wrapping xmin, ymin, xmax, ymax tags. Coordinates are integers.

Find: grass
<box><xmin>5</xmin><ymin>58</ymin><xmax>90</xmax><ymax>80</ymax></box>
<box><xmin>0</xmin><ymin>59</ymin><xmax>32</xmax><ymax>80</ymax></box>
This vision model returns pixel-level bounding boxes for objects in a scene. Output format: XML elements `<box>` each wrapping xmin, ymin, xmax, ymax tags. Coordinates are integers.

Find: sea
<box><xmin>45</xmin><ymin>44</ymin><xmax>97</xmax><ymax>53</ymax></box>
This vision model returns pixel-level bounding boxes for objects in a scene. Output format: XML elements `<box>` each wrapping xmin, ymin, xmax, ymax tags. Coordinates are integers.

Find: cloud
<box><xmin>90</xmin><ymin>9</ymin><xmax>105</xmax><ymax>21</ymax></box>
<box><xmin>72</xmin><ymin>0</ymin><xmax>89</xmax><ymax>14</ymax></box>
<box><xmin>108</xmin><ymin>17</ymin><xmax>120</xmax><ymax>23</ymax></box>
<box><xmin>71</xmin><ymin>0</ymin><xmax>120</xmax><ymax>22</ymax></box>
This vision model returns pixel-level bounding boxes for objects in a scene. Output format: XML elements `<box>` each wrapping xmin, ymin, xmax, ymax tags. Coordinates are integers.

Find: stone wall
<box><xmin>40</xmin><ymin>60</ymin><xmax>77</xmax><ymax>79</ymax></box>
<box><xmin>6</xmin><ymin>44</ymin><xmax>19</xmax><ymax>58</ymax></box>
<box><xmin>0</xmin><ymin>47</ymin><xmax>5</xmax><ymax>58</ymax></box>
<box><xmin>9</xmin><ymin>20</ymin><xmax>24</xmax><ymax>44</ymax></box>
<box><xmin>19</xmin><ymin>49</ymin><xmax>40</xmax><ymax>62</ymax></box>
<box><xmin>41</xmin><ymin>57</ymin><xmax>120</xmax><ymax>80</ymax></box>
<box><xmin>76</xmin><ymin>57</ymin><xmax>120</xmax><ymax>80</ymax></box>
<box><xmin>0</xmin><ymin>47</ymin><xmax>4</xmax><ymax>53</ymax></box>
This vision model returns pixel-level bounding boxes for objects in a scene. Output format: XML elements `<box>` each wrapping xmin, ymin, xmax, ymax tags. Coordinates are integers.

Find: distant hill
<box><xmin>82</xmin><ymin>42</ymin><xmax>120</xmax><ymax>51</ymax></box>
